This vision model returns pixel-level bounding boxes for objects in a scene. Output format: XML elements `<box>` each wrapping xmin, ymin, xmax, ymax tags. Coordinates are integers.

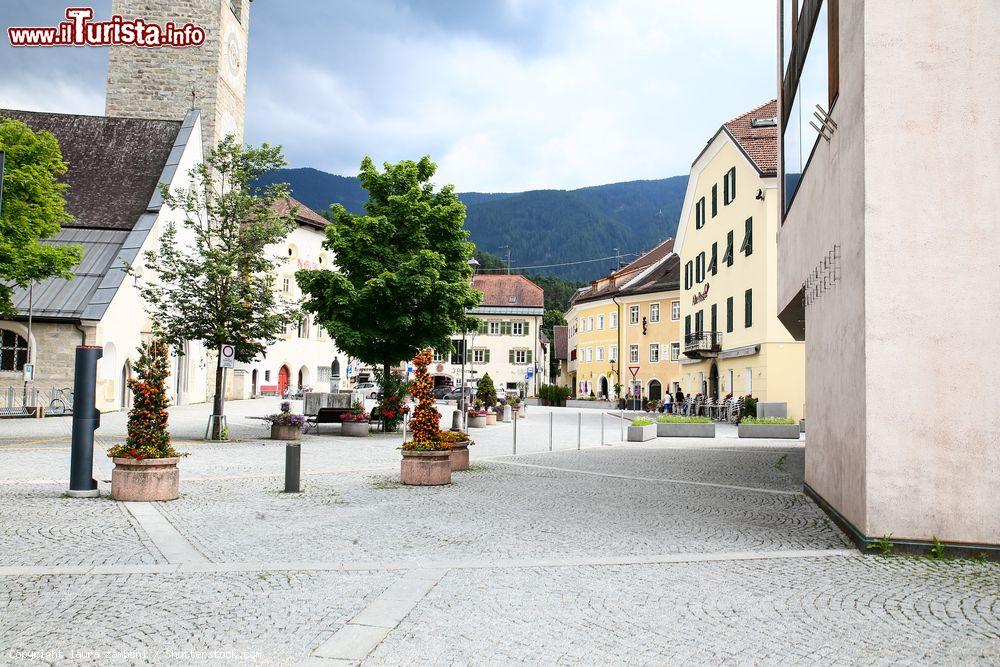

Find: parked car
<box><xmin>354</xmin><ymin>382</ymin><xmax>380</xmax><ymax>399</ymax></box>
<box><xmin>442</xmin><ymin>387</ymin><xmax>474</xmax><ymax>402</ymax></box>
<box><xmin>431</xmin><ymin>386</ymin><xmax>454</xmax><ymax>400</ymax></box>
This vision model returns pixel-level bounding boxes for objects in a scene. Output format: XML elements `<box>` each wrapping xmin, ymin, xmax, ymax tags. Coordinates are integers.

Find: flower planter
<box><xmin>270</xmin><ymin>423</ymin><xmax>302</xmax><ymax>440</ymax></box>
<box><xmin>484</xmin><ymin>413</ymin><xmax>497</xmax><ymax>426</ymax></box>
<box><xmin>341</xmin><ymin>421</ymin><xmax>369</xmax><ymax>437</ymax></box>
<box><xmin>738</xmin><ymin>423</ymin><xmax>801</xmax><ymax>439</ymax></box>
<box><xmin>656</xmin><ymin>422</ymin><xmax>715</xmax><ymax>438</ymax></box>
<box><xmin>467</xmin><ymin>414</ymin><xmax>487</xmax><ymax>429</ymax></box>
<box><xmin>448</xmin><ymin>440</ymin><xmax>471</xmax><ymax>471</ymax></box>
<box><xmin>401</xmin><ymin>449</ymin><xmax>452</xmax><ymax>485</ymax></box>
<box><xmin>627</xmin><ymin>424</ymin><xmax>656</xmax><ymax>442</ymax></box>
<box><xmin>111</xmin><ymin>457</ymin><xmax>179</xmax><ymax>501</ymax></box>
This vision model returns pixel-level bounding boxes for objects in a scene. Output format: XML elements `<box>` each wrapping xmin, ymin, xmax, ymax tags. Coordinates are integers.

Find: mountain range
<box><xmin>256</xmin><ymin>167</ymin><xmax>688</xmax><ymax>282</ymax></box>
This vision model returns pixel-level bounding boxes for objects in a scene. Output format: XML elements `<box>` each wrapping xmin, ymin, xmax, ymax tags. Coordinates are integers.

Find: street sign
<box><xmin>406</xmin><ymin>363</ymin><xmax>414</xmax><ymax>374</ymax></box>
<box><xmin>628</xmin><ymin>365</ymin><xmax>640</xmax><ymax>379</ymax></box>
<box><xmin>22</xmin><ymin>363</ymin><xmax>33</xmax><ymax>382</ymax></box>
<box><xmin>219</xmin><ymin>343</ymin><xmax>236</xmax><ymax>368</ymax></box>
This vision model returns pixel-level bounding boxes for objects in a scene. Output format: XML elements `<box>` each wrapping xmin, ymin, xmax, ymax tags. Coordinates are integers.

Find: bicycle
<box><xmin>48</xmin><ymin>387</ymin><xmax>74</xmax><ymax>416</ymax></box>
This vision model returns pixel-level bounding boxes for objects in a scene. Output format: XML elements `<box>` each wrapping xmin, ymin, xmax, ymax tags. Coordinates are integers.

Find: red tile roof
<box><xmin>272</xmin><ymin>196</ymin><xmax>329</xmax><ymax>229</ymax></box>
<box><xmin>723</xmin><ymin>99</ymin><xmax>778</xmax><ymax>177</ymax></box>
<box><xmin>570</xmin><ymin>238</ymin><xmax>676</xmax><ymax>305</ymax></box>
<box><xmin>553</xmin><ymin>325</ymin><xmax>569</xmax><ymax>360</ymax></box>
<box><xmin>471</xmin><ymin>274</ymin><xmax>544</xmax><ymax>308</ymax></box>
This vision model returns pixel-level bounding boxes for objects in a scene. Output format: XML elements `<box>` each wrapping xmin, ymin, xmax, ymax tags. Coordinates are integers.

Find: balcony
<box><xmin>683</xmin><ymin>331</ymin><xmax>722</xmax><ymax>359</ymax></box>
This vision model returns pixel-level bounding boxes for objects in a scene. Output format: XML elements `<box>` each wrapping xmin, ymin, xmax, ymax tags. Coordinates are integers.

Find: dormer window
<box><xmin>508</xmin><ymin>295</ymin><xmax>517</xmax><ymax>303</ymax></box>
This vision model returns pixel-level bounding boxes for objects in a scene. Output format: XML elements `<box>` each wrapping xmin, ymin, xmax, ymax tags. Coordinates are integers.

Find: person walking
<box><xmin>674</xmin><ymin>388</ymin><xmax>686</xmax><ymax>415</ymax></box>
<box><xmin>661</xmin><ymin>392</ymin><xmax>672</xmax><ymax>413</ymax></box>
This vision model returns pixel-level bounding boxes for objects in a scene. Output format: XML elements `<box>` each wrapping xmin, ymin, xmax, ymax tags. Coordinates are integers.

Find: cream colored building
<box><xmin>675</xmin><ymin>101</ymin><xmax>804</xmax><ymax>420</ymax></box>
<box><xmin>565</xmin><ymin>239</ymin><xmax>682</xmax><ymax>403</ymax></box>
<box><xmin>776</xmin><ymin>0</ymin><xmax>998</xmax><ymax>551</ymax></box>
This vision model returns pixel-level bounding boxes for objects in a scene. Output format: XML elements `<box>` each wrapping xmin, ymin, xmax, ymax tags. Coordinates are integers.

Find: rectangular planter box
<box><xmin>566</xmin><ymin>399</ymin><xmax>617</xmax><ymax>410</ymax></box>
<box><xmin>627</xmin><ymin>423</ymin><xmax>656</xmax><ymax>442</ymax></box>
<box><xmin>341</xmin><ymin>421</ymin><xmax>369</xmax><ymax>437</ymax></box>
<box><xmin>656</xmin><ymin>422</ymin><xmax>715</xmax><ymax>438</ymax></box>
<box><xmin>738</xmin><ymin>423</ymin><xmax>801</xmax><ymax>439</ymax></box>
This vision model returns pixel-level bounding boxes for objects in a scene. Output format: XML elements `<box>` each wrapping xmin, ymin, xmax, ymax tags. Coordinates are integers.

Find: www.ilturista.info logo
<box><xmin>7</xmin><ymin>7</ymin><xmax>206</xmax><ymax>48</ymax></box>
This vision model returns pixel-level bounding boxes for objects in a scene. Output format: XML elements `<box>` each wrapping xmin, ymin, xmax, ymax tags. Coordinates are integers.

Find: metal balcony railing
<box><xmin>683</xmin><ymin>331</ymin><xmax>722</xmax><ymax>359</ymax></box>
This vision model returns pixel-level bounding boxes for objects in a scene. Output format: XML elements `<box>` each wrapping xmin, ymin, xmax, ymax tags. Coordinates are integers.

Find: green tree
<box><xmin>136</xmin><ymin>136</ymin><xmax>297</xmax><ymax>439</ymax></box>
<box><xmin>476</xmin><ymin>372</ymin><xmax>497</xmax><ymax>407</ymax></box>
<box><xmin>297</xmin><ymin>156</ymin><xmax>481</xmax><ymax>384</ymax></box>
<box><xmin>0</xmin><ymin>118</ymin><xmax>82</xmax><ymax>316</ymax></box>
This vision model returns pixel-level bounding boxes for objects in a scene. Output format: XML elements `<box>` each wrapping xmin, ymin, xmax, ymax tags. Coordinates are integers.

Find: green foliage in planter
<box><xmin>476</xmin><ymin>372</ymin><xmax>497</xmax><ymax>407</ymax></box>
<box><xmin>742</xmin><ymin>417</ymin><xmax>796</xmax><ymax>425</ymax></box>
<box><xmin>538</xmin><ymin>384</ymin><xmax>570</xmax><ymax>404</ymax></box>
<box><xmin>108</xmin><ymin>339</ymin><xmax>184</xmax><ymax>460</ymax></box>
<box><xmin>630</xmin><ymin>418</ymin><xmax>654</xmax><ymax>426</ymax></box>
<box><xmin>656</xmin><ymin>415</ymin><xmax>711</xmax><ymax>423</ymax></box>
<box><xmin>741</xmin><ymin>396</ymin><xmax>758</xmax><ymax>419</ymax></box>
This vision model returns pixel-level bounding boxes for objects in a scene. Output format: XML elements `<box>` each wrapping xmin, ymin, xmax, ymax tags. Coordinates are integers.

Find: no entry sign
<box><xmin>219</xmin><ymin>343</ymin><xmax>236</xmax><ymax>368</ymax></box>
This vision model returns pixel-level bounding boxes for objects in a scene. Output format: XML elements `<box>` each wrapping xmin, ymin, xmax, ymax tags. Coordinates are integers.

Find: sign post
<box><xmin>628</xmin><ymin>365</ymin><xmax>640</xmax><ymax>411</ymax></box>
<box><xmin>206</xmin><ymin>344</ymin><xmax>235</xmax><ymax>439</ymax></box>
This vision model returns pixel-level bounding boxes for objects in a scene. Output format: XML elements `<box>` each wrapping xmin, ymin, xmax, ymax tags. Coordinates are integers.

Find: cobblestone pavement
<box><xmin>1</xmin><ymin>402</ymin><xmax>997</xmax><ymax>665</ymax></box>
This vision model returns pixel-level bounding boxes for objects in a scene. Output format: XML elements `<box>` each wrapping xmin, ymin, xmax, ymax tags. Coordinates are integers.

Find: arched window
<box><xmin>0</xmin><ymin>329</ymin><xmax>29</xmax><ymax>371</ymax></box>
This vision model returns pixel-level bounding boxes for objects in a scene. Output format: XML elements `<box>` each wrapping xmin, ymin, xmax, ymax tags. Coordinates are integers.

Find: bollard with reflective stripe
<box><xmin>284</xmin><ymin>443</ymin><xmax>301</xmax><ymax>493</ymax></box>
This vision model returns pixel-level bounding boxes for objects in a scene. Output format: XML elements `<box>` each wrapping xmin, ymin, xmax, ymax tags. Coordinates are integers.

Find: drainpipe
<box><xmin>74</xmin><ymin>321</ymin><xmax>89</xmax><ymax>346</ymax></box>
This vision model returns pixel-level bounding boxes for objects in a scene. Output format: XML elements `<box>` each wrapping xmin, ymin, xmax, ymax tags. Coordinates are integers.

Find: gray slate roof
<box><xmin>2</xmin><ymin>109</ymin><xmax>198</xmax><ymax>321</ymax></box>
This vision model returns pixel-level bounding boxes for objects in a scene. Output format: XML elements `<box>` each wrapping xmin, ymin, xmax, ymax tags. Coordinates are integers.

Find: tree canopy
<box><xmin>297</xmin><ymin>156</ymin><xmax>481</xmax><ymax>379</ymax></box>
<box><xmin>0</xmin><ymin>118</ymin><xmax>82</xmax><ymax>316</ymax></box>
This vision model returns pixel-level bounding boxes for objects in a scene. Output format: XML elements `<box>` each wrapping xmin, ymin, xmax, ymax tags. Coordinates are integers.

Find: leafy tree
<box><xmin>476</xmin><ymin>372</ymin><xmax>497</xmax><ymax>408</ymax></box>
<box><xmin>297</xmin><ymin>156</ymin><xmax>481</xmax><ymax>384</ymax></box>
<box><xmin>0</xmin><ymin>118</ymin><xmax>82</xmax><ymax>316</ymax></box>
<box><xmin>136</xmin><ymin>136</ymin><xmax>296</xmax><ymax>439</ymax></box>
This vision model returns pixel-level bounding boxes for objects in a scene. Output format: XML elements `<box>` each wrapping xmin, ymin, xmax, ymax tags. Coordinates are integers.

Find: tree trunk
<box><xmin>211</xmin><ymin>362</ymin><xmax>224</xmax><ymax>440</ymax></box>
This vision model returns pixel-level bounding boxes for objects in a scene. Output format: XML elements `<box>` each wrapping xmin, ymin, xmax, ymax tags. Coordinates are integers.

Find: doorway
<box><xmin>648</xmin><ymin>379</ymin><xmax>662</xmax><ymax>402</ymax></box>
<box><xmin>599</xmin><ymin>376</ymin><xmax>609</xmax><ymax>400</ymax></box>
<box><xmin>709</xmin><ymin>363</ymin><xmax>719</xmax><ymax>400</ymax></box>
<box><xmin>278</xmin><ymin>365</ymin><xmax>290</xmax><ymax>396</ymax></box>
<box><xmin>251</xmin><ymin>369</ymin><xmax>258</xmax><ymax>396</ymax></box>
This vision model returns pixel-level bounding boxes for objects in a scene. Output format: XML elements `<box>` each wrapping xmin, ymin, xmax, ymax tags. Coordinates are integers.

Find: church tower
<box><xmin>105</xmin><ymin>0</ymin><xmax>250</xmax><ymax>151</ymax></box>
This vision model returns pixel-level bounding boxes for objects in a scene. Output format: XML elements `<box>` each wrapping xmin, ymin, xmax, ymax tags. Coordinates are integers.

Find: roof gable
<box><xmin>471</xmin><ymin>274</ymin><xmax>544</xmax><ymax>309</ymax></box>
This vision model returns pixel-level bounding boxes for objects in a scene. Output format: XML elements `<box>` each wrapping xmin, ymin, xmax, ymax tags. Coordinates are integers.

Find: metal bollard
<box><xmin>577</xmin><ymin>412</ymin><xmax>582</xmax><ymax>450</ymax></box>
<box><xmin>512</xmin><ymin>410</ymin><xmax>517</xmax><ymax>455</ymax></box>
<box><xmin>548</xmin><ymin>411</ymin><xmax>553</xmax><ymax>451</ymax></box>
<box><xmin>619</xmin><ymin>408</ymin><xmax>624</xmax><ymax>441</ymax></box>
<box><xmin>68</xmin><ymin>345</ymin><xmax>102</xmax><ymax>497</ymax></box>
<box><xmin>284</xmin><ymin>443</ymin><xmax>302</xmax><ymax>493</ymax></box>
<box><xmin>601</xmin><ymin>411</ymin><xmax>605</xmax><ymax>446</ymax></box>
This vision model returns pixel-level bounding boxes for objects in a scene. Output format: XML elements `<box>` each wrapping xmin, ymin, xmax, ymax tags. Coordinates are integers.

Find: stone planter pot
<box><xmin>738</xmin><ymin>423</ymin><xmax>801</xmax><ymax>439</ymax></box>
<box><xmin>656</xmin><ymin>422</ymin><xmax>715</xmax><ymax>438</ymax></box>
<box><xmin>448</xmin><ymin>440</ymin><xmax>471</xmax><ymax>471</ymax></box>
<box><xmin>627</xmin><ymin>424</ymin><xmax>656</xmax><ymax>442</ymax></box>
<box><xmin>500</xmin><ymin>405</ymin><xmax>512</xmax><ymax>422</ymax></box>
<box><xmin>111</xmin><ymin>457</ymin><xmax>179</xmax><ymax>501</ymax></box>
<box><xmin>401</xmin><ymin>449</ymin><xmax>452</xmax><ymax>485</ymax></box>
<box><xmin>484</xmin><ymin>413</ymin><xmax>497</xmax><ymax>426</ymax></box>
<box><xmin>467</xmin><ymin>414</ymin><xmax>487</xmax><ymax>428</ymax></box>
<box><xmin>270</xmin><ymin>423</ymin><xmax>302</xmax><ymax>440</ymax></box>
<box><xmin>341</xmin><ymin>421</ymin><xmax>369</xmax><ymax>437</ymax></box>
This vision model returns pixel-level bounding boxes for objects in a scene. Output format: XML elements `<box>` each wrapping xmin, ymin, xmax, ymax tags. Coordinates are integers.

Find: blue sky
<box><xmin>1</xmin><ymin>1</ymin><xmax>777</xmax><ymax>191</ymax></box>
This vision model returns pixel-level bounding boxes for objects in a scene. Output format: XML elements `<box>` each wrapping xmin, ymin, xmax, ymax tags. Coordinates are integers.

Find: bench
<box><xmin>304</xmin><ymin>407</ymin><xmax>350</xmax><ymax>433</ymax></box>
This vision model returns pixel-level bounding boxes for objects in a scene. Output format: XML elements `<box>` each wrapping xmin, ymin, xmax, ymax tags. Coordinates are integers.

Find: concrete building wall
<box><xmin>778</xmin><ymin>0</ymin><xmax>999</xmax><ymax>546</ymax></box>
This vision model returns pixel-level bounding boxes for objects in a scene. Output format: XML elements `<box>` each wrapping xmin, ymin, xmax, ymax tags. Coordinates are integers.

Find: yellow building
<box><xmin>565</xmin><ymin>239</ymin><xmax>682</xmax><ymax>403</ymax></box>
<box><xmin>675</xmin><ymin>100</ymin><xmax>804</xmax><ymax>419</ymax></box>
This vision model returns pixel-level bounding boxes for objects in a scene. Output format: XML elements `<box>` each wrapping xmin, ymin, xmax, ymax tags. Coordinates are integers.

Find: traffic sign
<box><xmin>628</xmin><ymin>365</ymin><xmax>640</xmax><ymax>379</ymax></box>
<box><xmin>22</xmin><ymin>363</ymin><xmax>33</xmax><ymax>382</ymax></box>
<box><xmin>219</xmin><ymin>343</ymin><xmax>236</xmax><ymax>368</ymax></box>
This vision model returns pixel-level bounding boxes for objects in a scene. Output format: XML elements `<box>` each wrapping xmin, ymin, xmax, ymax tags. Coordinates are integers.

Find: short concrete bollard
<box><xmin>284</xmin><ymin>443</ymin><xmax>302</xmax><ymax>493</ymax></box>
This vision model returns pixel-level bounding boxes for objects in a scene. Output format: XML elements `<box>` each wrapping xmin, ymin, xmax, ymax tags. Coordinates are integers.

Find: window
<box><xmin>597</xmin><ymin>315</ymin><xmax>604</xmax><ymax>330</ymax></box>
<box><xmin>629</xmin><ymin>305</ymin><xmax>640</xmax><ymax>324</ymax></box>
<box><xmin>727</xmin><ymin>296</ymin><xmax>734</xmax><ymax>333</ymax></box>
<box><xmin>478</xmin><ymin>320</ymin><xmax>489</xmax><ymax>335</ymax></box>
<box><xmin>723</xmin><ymin>166</ymin><xmax>736</xmax><ymax>205</ymax></box>
<box><xmin>586</xmin><ymin>347</ymin><xmax>593</xmax><ymax>362</ymax></box>
<box><xmin>511</xmin><ymin>349</ymin><xmax>531</xmax><ymax>365</ymax></box>
<box><xmin>473</xmin><ymin>348</ymin><xmax>490</xmax><ymax>364</ymax></box>
<box><xmin>684</xmin><ymin>261</ymin><xmax>693</xmax><ymax>290</ymax></box>
<box><xmin>451</xmin><ymin>339</ymin><xmax>466</xmax><ymax>365</ymax></box>
<box><xmin>282</xmin><ymin>277</ymin><xmax>290</xmax><ymax>292</ymax></box>
<box><xmin>685</xmin><ymin>315</ymin><xmax>691</xmax><ymax>337</ymax></box>
<box><xmin>508</xmin><ymin>295</ymin><xmax>517</xmax><ymax>304</ymax></box>
<box><xmin>0</xmin><ymin>330</ymin><xmax>28</xmax><ymax>371</ymax></box>
<box><xmin>671</xmin><ymin>301</ymin><xmax>680</xmax><ymax>320</ymax></box>
<box><xmin>489</xmin><ymin>321</ymin><xmax>500</xmax><ymax>335</ymax></box>
<box><xmin>629</xmin><ymin>344</ymin><xmax>639</xmax><ymax>364</ymax></box>
<box><xmin>587</xmin><ymin>317</ymin><xmax>593</xmax><ymax>332</ymax></box>
<box><xmin>500</xmin><ymin>321</ymin><xmax>513</xmax><ymax>336</ymax></box>
<box><xmin>512</xmin><ymin>321</ymin><xmax>526</xmax><ymax>336</ymax></box>
<box><xmin>724</xmin><ymin>230</ymin><xmax>734</xmax><ymax>266</ymax></box>
<box><xmin>670</xmin><ymin>342</ymin><xmax>680</xmax><ymax>362</ymax></box>
<box><xmin>317</xmin><ymin>366</ymin><xmax>331</xmax><ymax>383</ymax></box>
<box><xmin>695</xmin><ymin>310</ymin><xmax>704</xmax><ymax>334</ymax></box>
<box><xmin>782</xmin><ymin>0</ymin><xmax>838</xmax><ymax>213</ymax></box>
<box><xmin>695</xmin><ymin>197</ymin><xmax>706</xmax><ymax>229</ymax></box>
<box><xmin>744</xmin><ymin>367</ymin><xmax>753</xmax><ymax>394</ymax></box>
<box><xmin>649</xmin><ymin>303</ymin><xmax>660</xmax><ymax>323</ymax></box>
<box><xmin>433</xmin><ymin>349</ymin><xmax>445</xmax><ymax>363</ymax></box>
<box><xmin>745</xmin><ymin>289</ymin><xmax>753</xmax><ymax>328</ymax></box>
<box><xmin>609</xmin><ymin>345</ymin><xmax>617</xmax><ymax>362</ymax></box>
<box><xmin>710</xmin><ymin>304</ymin><xmax>718</xmax><ymax>333</ymax></box>
<box><xmin>741</xmin><ymin>217</ymin><xmax>753</xmax><ymax>256</ymax></box>
<box><xmin>596</xmin><ymin>346</ymin><xmax>604</xmax><ymax>362</ymax></box>
<box><xmin>695</xmin><ymin>252</ymin><xmax>706</xmax><ymax>283</ymax></box>
<box><xmin>649</xmin><ymin>344</ymin><xmax>660</xmax><ymax>363</ymax></box>
<box><xmin>709</xmin><ymin>242</ymin><xmax>718</xmax><ymax>276</ymax></box>
<box><xmin>610</xmin><ymin>312</ymin><xmax>618</xmax><ymax>328</ymax></box>
<box><xmin>297</xmin><ymin>317</ymin><xmax>310</xmax><ymax>338</ymax></box>
<box><xmin>711</xmin><ymin>184</ymin><xmax>718</xmax><ymax>217</ymax></box>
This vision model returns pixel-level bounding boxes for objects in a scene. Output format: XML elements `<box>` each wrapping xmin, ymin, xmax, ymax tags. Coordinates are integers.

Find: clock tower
<box><xmin>105</xmin><ymin>0</ymin><xmax>250</xmax><ymax>150</ymax></box>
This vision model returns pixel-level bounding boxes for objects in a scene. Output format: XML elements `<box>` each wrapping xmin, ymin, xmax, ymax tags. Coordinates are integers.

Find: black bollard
<box><xmin>68</xmin><ymin>345</ymin><xmax>103</xmax><ymax>497</ymax></box>
<box><xmin>284</xmin><ymin>443</ymin><xmax>301</xmax><ymax>493</ymax></box>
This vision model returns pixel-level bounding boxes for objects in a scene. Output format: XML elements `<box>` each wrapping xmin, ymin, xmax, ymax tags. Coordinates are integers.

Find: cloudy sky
<box><xmin>1</xmin><ymin>1</ymin><xmax>777</xmax><ymax>192</ymax></box>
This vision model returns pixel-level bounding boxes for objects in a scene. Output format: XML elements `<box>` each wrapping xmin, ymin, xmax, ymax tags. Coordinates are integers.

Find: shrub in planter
<box><xmin>265</xmin><ymin>401</ymin><xmax>306</xmax><ymax>440</ymax></box>
<box><xmin>401</xmin><ymin>349</ymin><xmax>452</xmax><ymax>485</ymax></box>
<box><xmin>340</xmin><ymin>401</ymin><xmax>370</xmax><ymax>436</ymax></box>
<box><xmin>108</xmin><ymin>339</ymin><xmax>186</xmax><ymax>501</ymax></box>
<box><xmin>476</xmin><ymin>373</ymin><xmax>498</xmax><ymax>409</ymax></box>
<box><xmin>627</xmin><ymin>417</ymin><xmax>656</xmax><ymax>442</ymax></box>
<box><xmin>374</xmin><ymin>369</ymin><xmax>410</xmax><ymax>432</ymax></box>
<box><xmin>655</xmin><ymin>414</ymin><xmax>715</xmax><ymax>438</ymax></box>
<box><xmin>738</xmin><ymin>416</ymin><xmax>800</xmax><ymax>439</ymax></box>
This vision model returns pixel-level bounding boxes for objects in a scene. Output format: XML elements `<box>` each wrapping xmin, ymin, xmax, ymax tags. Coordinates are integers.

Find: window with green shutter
<box><xmin>740</xmin><ymin>217</ymin><xmax>753</xmax><ymax>256</ymax></box>
<box><xmin>523</xmin><ymin>321</ymin><xmax>529</xmax><ymax>336</ymax></box>
<box><xmin>509</xmin><ymin>350</ymin><xmax>515</xmax><ymax>363</ymax></box>
<box><xmin>695</xmin><ymin>197</ymin><xmax>705</xmax><ymax>229</ymax></box>
<box><xmin>477</xmin><ymin>320</ymin><xmax>488</xmax><ymax>335</ymax></box>
<box><xmin>724</xmin><ymin>230</ymin><xmax>734</xmax><ymax>266</ymax></box>
<box><xmin>695</xmin><ymin>310</ymin><xmax>703</xmax><ymax>334</ymax></box>
<box><xmin>709</xmin><ymin>242</ymin><xmax>718</xmax><ymax>275</ymax></box>
<box><xmin>710</xmin><ymin>303</ymin><xmax>717</xmax><ymax>332</ymax></box>
<box><xmin>726</xmin><ymin>297</ymin><xmax>734</xmax><ymax>333</ymax></box>
<box><xmin>685</xmin><ymin>314</ymin><xmax>691</xmax><ymax>337</ymax></box>
<box><xmin>744</xmin><ymin>289</ymin><xmax>753</xmax><ymax>328</ymax></box>
<box><xmin>500</xmin><ymin>321</ymin><xmax>512</xmax><ymax>336</ymax></box>
<box><xmin>685</xmin><ymin>261</ymin><xmax>693</xmax><ymax>289</ymax></box>
<box><xmin>723</xmin><ymin>166</ymin><xmax>736</xmax><ymax>205</ymax></box>
<box><xmin>526</xmin><ymin>350</ymin><xmax>532</xmax><ymax>363</ymax></box>
<box><xmin>711</xmin><ymin>184</ymin><xmax>718</xmax><ymax>217</ymax></box>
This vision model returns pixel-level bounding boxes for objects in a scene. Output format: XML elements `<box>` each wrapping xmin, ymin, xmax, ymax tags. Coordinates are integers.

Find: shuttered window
<box><xmin>711</xmin><ymin>184</ymin><xmax>718</xmax><ymax>217</ymax></box>
<box><xmin>745</xmin><ymin>289</ymin><xmax>753</xmax><ymax>328</ymax></box>
<box><xmin>695</xmin><ymin>197</ymin><xmax>706</xmax><ymax>229</ymax></box>
<box><xmin>709</xmin><ymin>242</ymin><xmax>718</xmax><ymax>275</ymax></box>
<box><xmin>724</xmin><ymin>230</ymin><xmax>734</xmax><ymax>266</ymax></box>
<box><xmin>740</xmin><ymin>217</ymin><xmax>753</xmax><ymax>256</ymax></box>
<box><xmin>685</xmin><ymin>315</ymin><xmax>691</xmax><ymax>337</ymax></box>
<box><xmin>723</xmin><ymin>166</ymin><xmax>736</xmax><ymax>205</ymax></box>
<box><xmin>726</xmin><ymin>297</ymin><xmax>734</xmax><ymax>333</ymax></box>
<box><xmin>710</xmin><ymin>303</ymin><xmax>717</xmax><ymax>333</ymax></box>
<box><xmin>684</xmin><ymin>261</ymin><xmax>693</xmax><ymax>289</ymax></box>
<box><xmin>695</xmin><ymin>310</ymin><xmax>704</xmax><ymax>334</ymax></box>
